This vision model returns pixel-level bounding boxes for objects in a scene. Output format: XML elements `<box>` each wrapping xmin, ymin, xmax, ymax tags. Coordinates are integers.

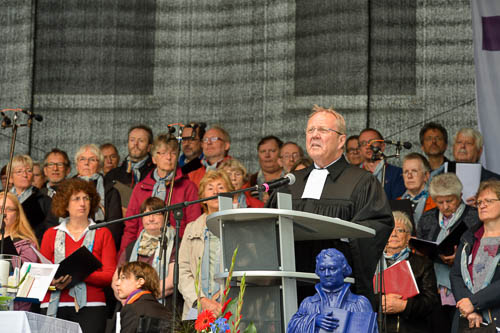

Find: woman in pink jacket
<box><xmin>119</xmin><ymin>133</ymin><xmax>201</xmax><ymax>255</ymax></box>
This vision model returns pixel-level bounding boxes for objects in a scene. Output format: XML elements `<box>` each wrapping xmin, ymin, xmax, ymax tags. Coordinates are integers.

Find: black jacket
<box><xmin>376</xmin><ymin>253</ymin><xmax>439</xmax><ymax>333</ymax></box>
<box><xmin>450</xmin><ymin>222</ymin><xmax>500</xmax><ymax>332</ymax></box>
<box><xmin>104</xmin><ymin>155</ymin><xmax>155</xmax><ymax>189</ymax></box>
<box><xmin>106</xmin><ymin>292</ymin><xmax>171</xmax><ymax>333</ymax></box>
<box><xmin>21</xmin><ymin>187</ymin><xmax>52</xmax><ymax>242</ymax></box>
<box><xmin>417</xmin><ymin>205</ymin><xmax>479</xmax><ymax>242</ymax></box>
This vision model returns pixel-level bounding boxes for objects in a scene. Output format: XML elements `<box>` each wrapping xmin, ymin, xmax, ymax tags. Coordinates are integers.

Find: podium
<box><xmin>206</xmin><ymin>193</ymin><xmax>375</xmax><ymax>332</ymax></box>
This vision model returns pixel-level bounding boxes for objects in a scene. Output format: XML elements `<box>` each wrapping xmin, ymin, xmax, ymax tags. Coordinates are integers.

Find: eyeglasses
<box><xmin>476</xmin><ymin>198</ymin><xmax>500</xmax><ymax>207</ymax></box>
<box><xmin>45</xmin><ymin>162</ymin><xmax>67</xmax><ymax>169</ymax></box>
<box><xmin>359</xmin><ymin>139</ymin><xmax>383</xmax><ymax>147</ymax></box>
<box><xmin>156</xmin><ymin>150</ymin><xmax>177</xmax><ymax>157</ymax></box>
<box><xmin>393</xmin><ymin>228</ymin><xmax>408</xmax><ymax>234</ymax></box>
<box><xmin>225</xmin><ymin>170</ymin><xmax>243</xmax><ymax>178</ymax></box>
<box><xmin>281</xmin><ymin>152</ymin><xmax>300</xmax><ymax>160</ymax></box>
<box><xmin>2</xmin><ymin>207</ymin><xmax>16</xmax><ymax>213</ymax></box>
<box><xmin>13</xmin><ymin>169</ymin><xmax>33</xmax><ymax>175</ymax></box>
<box><xmin>202</xmin><ymin>137</ymin><xmax>223</xmax><ymax>143</ymax></box>
<box><xmin>305</xmin><ymin>127</ymin><xmax>343</xmax><ymax>136</ymax></box>
<box><xmin>77</xmin><ymin>157</ymin><xmax>98</xmax><ymax>164</ymax></box>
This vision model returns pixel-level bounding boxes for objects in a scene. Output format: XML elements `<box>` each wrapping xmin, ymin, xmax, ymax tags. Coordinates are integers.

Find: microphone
<box><xmin>1</xmin><ymin>112</ymin><xmax>11</xmax><ymax>128</ymax></box>
<box><xmin>257</xmin><ymin>173</ymin><xmax>296</xmax><ymax>192</ymax></box>
<box><xmin>167</xmin><ymin>125</ymin><xmax>176</xmax><ymax>134</ymax></box>
<box><xmin>22</xmin><ymin>109</ymin><xmax>43</xmax><ymax>122</ymax></box>
<box><xmin>384</xmin><ymin>140</ymin><xmax>412</xmax><ymax>149</ymax></box>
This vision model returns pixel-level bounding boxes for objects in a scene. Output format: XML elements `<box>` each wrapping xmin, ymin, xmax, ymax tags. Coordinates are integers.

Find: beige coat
<box><xmin>178</xmin><ymin>213</ymin><xmax>207</xmax><ymax>319</ymax></box>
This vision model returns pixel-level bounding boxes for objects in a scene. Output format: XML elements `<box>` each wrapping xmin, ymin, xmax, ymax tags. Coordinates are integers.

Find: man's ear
<box><xmin>136</xmin><ymin>277</ymin><xmax>145</xmax><ymax>289</ymax></box>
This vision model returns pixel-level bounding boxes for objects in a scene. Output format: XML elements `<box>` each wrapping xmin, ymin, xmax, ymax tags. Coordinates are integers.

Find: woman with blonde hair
<box><xmin>0</xmin><ymin>191</ymin><xmax>39</xmax><ymax>263</ymax></box>
<box><xmin>220</xmin><ymin>158</ymin><xmax>264</xmax><ymax>208</ymax></box>
<box><xmin>178</xmin><ymin>169</ymin><xmax>234</xmax><ymax>319</ymax></box>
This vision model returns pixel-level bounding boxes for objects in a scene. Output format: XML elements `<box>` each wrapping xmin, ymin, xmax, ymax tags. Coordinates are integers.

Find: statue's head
<box><xmin>315</xmin><ymin>249</ymin><xmax>352</xmax><ymax>291</ymax></box>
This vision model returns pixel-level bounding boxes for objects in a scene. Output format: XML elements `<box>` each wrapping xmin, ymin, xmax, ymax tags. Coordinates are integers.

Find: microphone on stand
<box><xmin>383</xmin><ymin>140</ymin><xmax>412</xmax><ymax>150</ymax></box>
<box><xmin>257</xmin><ymin>173</ymin><xmax>296</xmax><ymax>192</ymax></box>
<box><xmin>22</xmin><ymin>110</ymin><xmax>43</xmax><ymax>122</ymax></box>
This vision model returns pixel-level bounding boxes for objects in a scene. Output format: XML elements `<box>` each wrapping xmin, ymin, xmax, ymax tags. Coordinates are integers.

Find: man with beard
<box><xmin>179</xmin><ymin>122</ymin><xmax>206</xmax><ymax>174</ymax></box>
<box><xmin>105</xmin><ymin>125</ymin><xmax>155</xmax><ymax>189</ymax></box>
<box><xmin>419</xmin><ymin>122</ymin><xmax>450</xmax><ymax>177</ymax></box>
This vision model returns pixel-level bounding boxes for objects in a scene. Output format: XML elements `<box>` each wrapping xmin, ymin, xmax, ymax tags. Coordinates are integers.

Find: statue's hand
<box><xmin>314</xmin><ymin>311</ymin><xmax>339</xmax><ymax>331</ymax></box>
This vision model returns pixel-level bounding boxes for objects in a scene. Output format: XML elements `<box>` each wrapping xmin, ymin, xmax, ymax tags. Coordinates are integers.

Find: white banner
<box><xmin>472</xmin><ymin>0</ymin><xmax>500</xmax><ymax>174</ymax></box>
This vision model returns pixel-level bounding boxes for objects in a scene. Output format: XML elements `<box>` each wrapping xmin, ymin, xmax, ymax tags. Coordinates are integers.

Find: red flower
<box><xmin>223</xmin><ymin>311</ymin><xmax>232</xmax><ymax>320</ymax></box>
<box><xmin>194</xmin><ymin>310</ymin><xmax>216</xmax><ymax>331</ymax></box>
<box><xmin>221</xmin><ymin>297</ymin><xmax>232</xmax><ymax>313</ymax></box>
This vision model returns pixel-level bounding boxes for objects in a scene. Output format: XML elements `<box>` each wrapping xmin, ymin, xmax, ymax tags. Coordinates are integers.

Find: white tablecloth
<box><xmin>0</xmin><ymin>311</ymin><xmax>82</xmax><ymax>333</ymax></box>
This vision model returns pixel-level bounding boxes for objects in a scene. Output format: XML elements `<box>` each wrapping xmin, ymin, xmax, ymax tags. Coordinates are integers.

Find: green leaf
<box><xmin>243</xmin><ymin>322</ymin><xmax>257</xmax><ymax>333</ymax></box>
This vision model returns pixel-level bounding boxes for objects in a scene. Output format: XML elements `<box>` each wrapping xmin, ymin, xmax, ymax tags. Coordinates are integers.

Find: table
<box><xmin>0</xmin><ymin>311</ymin><xmax>82</xmax><ymax>333</ymax></box>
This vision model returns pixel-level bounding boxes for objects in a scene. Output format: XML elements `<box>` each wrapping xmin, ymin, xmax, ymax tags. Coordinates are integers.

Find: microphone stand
<box><xmin>158</xmin><ymin>127</ymin><xmax>184</xmax><ymax>333</ymax></box>
<box><xmin>370</xmin><ymin>143</ymin><xmax>402</xmax><ymax>333</ymax></box>
<box><xmin>0</xmin><ymin>112</ymin><xmax>30</xmax><ymax>254</ymax></box>
<box><xmin>90</xmin><ymin>181</ymin><xmax>284</xmax><ymax>331</ymax></box>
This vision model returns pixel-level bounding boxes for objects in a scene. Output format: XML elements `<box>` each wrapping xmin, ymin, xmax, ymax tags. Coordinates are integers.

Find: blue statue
<box><xmin>287</xmin><ymin>249</ymin><xmax>378</xmax><ymax>333</ymax></box>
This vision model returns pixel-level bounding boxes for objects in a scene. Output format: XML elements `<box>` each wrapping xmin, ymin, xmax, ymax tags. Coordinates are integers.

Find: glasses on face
<box><xmin>281</xmin><ymin>152</ymin><xmax>300</xmax><ymax>160</ymax></box>
<box><xmin>78</xmin><ymin>157</ymin><xmax>98</xmax><ymax>164</ymax></box>
<box><xmin>305</xmin><ymin>127</ymin><xmax>343</xmax><ymax>136</ymax></box>
<box><xmin>2</xmin><ymin>207</ymin><xmax>16</xmax><ymax>213</ymax></box>
<box><xmin>202</xmin><ymin>137</ymin><xmax>223</xmax><ymax>144</ymax></box>
<box><xmin>359</xmin><ymin>139</ymin><xmax>382</xmax><ymax>147</ymax></box>
<box><xmin>393</xmin><ymin>228</ymin><xmax>408</xmax><ymax>234</ymax></box>
<box><xmin>225</xmin><ymin>170</ymin><xmax>243</xmax><ymax>178</ymax></box>
<box><xmin>476</xmin><ymin>198</ymin><xmax>500</xmax><ymax>207</ymax></box>
<box><xmin>45</xmin><ymin>162</ymin><xmax>67</xmax><ymax>169</ymax></box>
<box><xmin>13</xmin><ymin>169</ymin><xmax>33</xmax><ymax>176</ymax></box>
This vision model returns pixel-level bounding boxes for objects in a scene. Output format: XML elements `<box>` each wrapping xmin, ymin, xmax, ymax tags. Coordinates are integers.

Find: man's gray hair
<box><xmin>454</xmin><ymin>128</ymin><xmax>483</xmax><ymax>151</ymax></box>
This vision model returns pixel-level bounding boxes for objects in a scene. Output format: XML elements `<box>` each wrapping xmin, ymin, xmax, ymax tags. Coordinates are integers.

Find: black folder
<box><xmin>409</xmin><ymin>221</ymin><xmax>468</xmax><ymax>257</ymax></box>
<box><xmin>1</xmin><ymin>236</ymin><xmax>19</xmax><ymax>256</ymax></box>
<box><xmin>54</xmin><ymin>247</ymin><xmax>102</xmax><ymax>288</ymax></box>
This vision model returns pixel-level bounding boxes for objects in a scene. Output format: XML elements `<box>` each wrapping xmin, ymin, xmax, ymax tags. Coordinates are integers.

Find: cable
<box><xmin>385</xmin><ymin>98</ymin><xmax>475</xmax><ymax>139</ymax></box>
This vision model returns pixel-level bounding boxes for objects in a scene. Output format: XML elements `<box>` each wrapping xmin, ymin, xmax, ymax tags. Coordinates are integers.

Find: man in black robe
<box><xmin>269</xmin><ymin>105</ymin><xmax>393</xmax><ymax>307</ymax></box>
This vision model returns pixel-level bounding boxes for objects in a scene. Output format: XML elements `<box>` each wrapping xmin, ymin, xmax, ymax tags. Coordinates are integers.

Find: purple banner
<box><xmin>482</xmin><ymin>16</ymin><xmax>500</xmax><ymax>51</ymax></box>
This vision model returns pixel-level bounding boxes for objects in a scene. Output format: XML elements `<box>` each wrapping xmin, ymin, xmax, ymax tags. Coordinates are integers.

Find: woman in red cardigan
<box><xmin>40</xmin><ymin>178</ymin><xmax>116</xmax><ymax>333</ymax></box>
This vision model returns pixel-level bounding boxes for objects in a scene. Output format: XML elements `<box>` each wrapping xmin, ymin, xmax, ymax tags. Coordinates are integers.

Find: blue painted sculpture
<box><xmin>287</xmin><ymin>249</ymin><xmax>378</xmax><ymax>333</ymax></box>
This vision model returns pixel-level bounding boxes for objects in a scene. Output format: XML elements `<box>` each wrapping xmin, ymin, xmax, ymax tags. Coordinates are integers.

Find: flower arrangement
<box><xmin>193</xmin><ymin>247</ymin><xmax>256</xmax><ymax>333</ymax></box>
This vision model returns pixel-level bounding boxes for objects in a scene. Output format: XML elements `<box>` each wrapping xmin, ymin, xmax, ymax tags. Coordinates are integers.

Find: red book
<box><xmin>373</xmin><ymin>260</ymin><xmax>419</xmax><ymax>299</ymax></box>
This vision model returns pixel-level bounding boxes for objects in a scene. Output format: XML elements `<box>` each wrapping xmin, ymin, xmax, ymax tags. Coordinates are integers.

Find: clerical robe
<box><xmin>269</xmin><ymin>156</ymin><xmax>393</xmax><ymax>306</ymax></box>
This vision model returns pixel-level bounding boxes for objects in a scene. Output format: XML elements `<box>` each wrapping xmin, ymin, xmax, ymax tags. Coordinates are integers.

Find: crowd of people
<box><xmin>1</xmin><ymin>109</ymin><xmax>499</xmax><ymax>333</ymax></box>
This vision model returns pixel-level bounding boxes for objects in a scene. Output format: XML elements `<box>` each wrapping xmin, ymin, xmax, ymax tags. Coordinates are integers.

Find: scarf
<box><xmin>125</xmin><ymin>289</ymin><xmax>151</xmax><ymax>305</ymax></box>
<box><xmin>129</xmin><ymin>228</ymin><xmax>175</xmax><ymax>281</ymax></box>
<box><xmin>201</xmin><ymin>157</ymin><xmax>221</xmax><ymax>171</ymax></box>
<box><xmin>127</xmin><ymin>156</ymin><xmax>149</xmax><ymax>184</ymax></box>
<box><xmin>236</xmin><ymin>193</ymin><xmax>247</xmax><ymax>208</ymax></box>
<box><xmin>47</xmin><ymin>218</ymin><xmax>96</xmax><ymax>317</ymax></box>
<box><xmin>401</xmin><ymin>188</ymin><xmax>429</xmax><ymax>225</ymax></box>
<box><xmin>378</xmin><ymin>247</ymin><xmax>411</xmax><ymax>271</ymax></box>
<box><xmin>151</xmin><ymin>169</ymin><xmax>173</xmax><ymax>202</ymax></box>
<box><xmin>46</xmin><ymin>183</ymin><xmax>56</xmax><ymax>198</ymax></box>
<box><xmin>11</xmin><ymin>186</ymin><xmax>34</xmax><ymax>204</ymax></box>
<box><xmin>79</xmin><ymin>173</ymin><xmax>105</xmax><ymax>221</ymax></box>
<box><xmin>434</xmin><ymin>202</ymin><xmax>466</xmax><ymax>292</ymax></box>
